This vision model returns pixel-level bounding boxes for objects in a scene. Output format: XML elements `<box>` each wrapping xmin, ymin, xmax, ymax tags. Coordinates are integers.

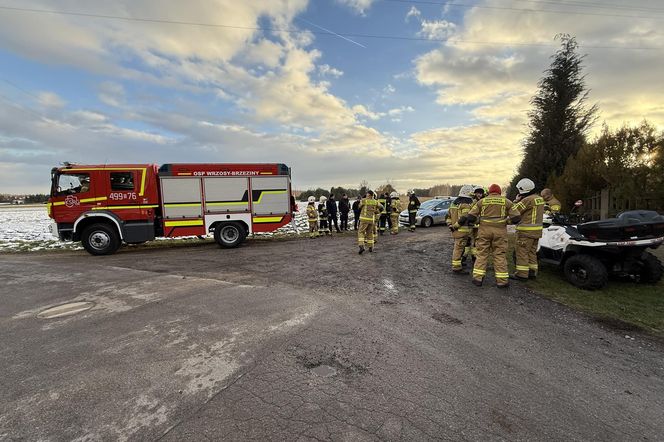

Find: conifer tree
<box><xmin>509</xmin><ymin>35</ymin><xmax>597</xmax><ymax>196</ymax></box>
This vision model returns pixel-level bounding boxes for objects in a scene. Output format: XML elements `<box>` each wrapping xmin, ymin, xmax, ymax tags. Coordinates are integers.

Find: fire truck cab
<box><xmin>48</xmin><ymin>163</ymin><xmax>293</xmax><ymax>255</ymax></box>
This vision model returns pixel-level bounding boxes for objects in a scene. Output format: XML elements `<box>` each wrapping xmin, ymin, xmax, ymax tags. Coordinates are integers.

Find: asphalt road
<box><xmin>1</xmin><ymin>229</ymin><xmax>663</xmax><ymax>441</ymax></box>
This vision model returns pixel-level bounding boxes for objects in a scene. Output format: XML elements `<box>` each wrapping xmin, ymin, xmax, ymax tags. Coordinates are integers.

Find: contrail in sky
<box><xmin>297</xmin><ymin>18</ymin><xmax>367</xmax><ymax>48</ymax></box>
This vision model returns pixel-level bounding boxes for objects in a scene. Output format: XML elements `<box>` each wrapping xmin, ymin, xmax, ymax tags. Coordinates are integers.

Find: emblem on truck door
<box><xmin>65</xmin><ymin>195</ymin><xmax>80</xmax><ymax>208</ymax></box>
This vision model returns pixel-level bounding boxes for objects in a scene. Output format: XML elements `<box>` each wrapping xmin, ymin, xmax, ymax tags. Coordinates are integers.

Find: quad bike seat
<box><xmin>577</xmin><ymin>210</ymin><xmax>664</xmax><ymax>241</ymax></box>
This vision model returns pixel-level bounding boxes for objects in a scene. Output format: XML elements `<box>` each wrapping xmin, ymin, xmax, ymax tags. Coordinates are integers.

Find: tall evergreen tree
<box><xmin>509</xmin><ymin>35</ymin><xmax>597</xmax><ymax>197</ymax></box>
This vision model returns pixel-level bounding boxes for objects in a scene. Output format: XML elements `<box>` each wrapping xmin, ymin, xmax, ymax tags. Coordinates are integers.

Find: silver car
<box><xmin>399</xmin><ymin>198</ymin><xmax>454</xmax><ymax>228</ymax></box>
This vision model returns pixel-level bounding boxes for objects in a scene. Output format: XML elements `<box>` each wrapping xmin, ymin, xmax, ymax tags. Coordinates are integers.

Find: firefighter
<box><xmin>357</xmin><ymin>190</ymin><xmax>383</xmax><ymax>254</ymax></box>
<box><xmin>407</xmin><ymin>191</ymin><xmax>420</xmax><ymax>232</ymax></box>
<box><xmin>377</xmin><ymin>192</ymin><xmax>388</xmax><ymax>235</ymax></box>
<box><xmin>306</xmin><ymin>196</ymin><xmax>319</xmax><ymax>238</ymax></box>
<box><xmin>446</xmin><ymin>185</ymin><xmax>475</xmax><ymax>274</ymax></box>
<box><xmin>541</xmin><ymin>188</ymin><xmax>562</xmax><ymax>216</ymax></box>
<box><xmin>512</xmin><ymin>178</ymin><xmax>545</xmax><ymax>281</ymax></box>
<box><xmin>318</xmin><ymin>196</ymin><xmax>331</xmax><ymax>236</ymax></box>
<box><xmin>461</xmin><ymin>184</ymin><xmax>521</xmax><ymax>288</ymax></box>
<box><xmin>389</xmin><ymin>191</ymin><xmax>401</xmax><ymax>234</ymax></box>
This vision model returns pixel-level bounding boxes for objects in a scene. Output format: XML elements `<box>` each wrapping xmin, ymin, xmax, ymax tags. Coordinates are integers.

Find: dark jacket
<box><xmin>352</xmin><ymin>200</ymin><xmax>361</xmax><ymax>213</ymax></box>
<box><xmin>339</xmin><ymin>197</ymin><xmax>351</xmax><ymax>214</ymax></box>
<box><xmin>318</xmin><ymin>203</ymin><xmax>329</xmax><ymax>218</ymax></box>
<box><xmin>326</xmin><ymin>198</ymin><xmax>338</xmax><ymax>216</ymax></box>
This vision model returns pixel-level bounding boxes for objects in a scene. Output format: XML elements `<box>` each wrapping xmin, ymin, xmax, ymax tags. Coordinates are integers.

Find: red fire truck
<box><xmin>48</xmin><ymin>163</ymin><xmax>293</xmax><ymax>255</ymax></box>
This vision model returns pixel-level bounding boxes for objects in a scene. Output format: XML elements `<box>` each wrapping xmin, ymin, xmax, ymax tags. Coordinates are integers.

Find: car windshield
<box><xmin>420</xmin><ymin>200</ymin><xmax>441</xmax><ymax>209</ymax></box>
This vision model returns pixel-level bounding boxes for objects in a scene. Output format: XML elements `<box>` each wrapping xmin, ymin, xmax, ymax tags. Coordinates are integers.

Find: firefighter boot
<box><xmin>359</xmin><ymin>245</ymin><xmax>365</xmax><ymax>255</ymax></box>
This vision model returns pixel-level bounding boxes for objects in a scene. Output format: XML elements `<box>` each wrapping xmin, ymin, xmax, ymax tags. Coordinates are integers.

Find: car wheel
<box><xmin>563</xmin><ymin>254</ymin><xmax>608</xmax><ymax>290</ymax></box>
<box><xmin>639</xmin><ymin>252</ymin><xmax>663</xmax><ymax>284</ymax></box>
<box><xmin>214</xmin><ymin>222</ymin><xmax>246</xmax><ymax>248</ymax></box>
<box><xmin>82</xmin><ymin>223</ymin><xmax>121</xmax><ymax>256</ymax></box>
<box><xmin>422</xmin><ymin>216</ymin><xmax>433</xmax><ymax>228</ymax></box>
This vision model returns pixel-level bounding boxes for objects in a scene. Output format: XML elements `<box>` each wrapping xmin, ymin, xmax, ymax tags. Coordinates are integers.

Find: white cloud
<box><xmin>418</xmin><ymin>20</ymin><xmax>457</xmax><ymax>40</ymax></box>
<box><xmin>387</xmin><ymin>106</ymin><xmax>415</xmax><ymax>117</ymax></box>
<box><xmin>405</xmin><ymin>6</ymin><xmax>421</xmax><ymax>22</ymax></box>
<box><xmin>335</xmin><ymin>0</ymin><xmax>376</xmax><ymax>15</ymax></box>
<box><xmin>37</xmin><ymin>92</ymin><xmax>66</xmax><ymax>108</ymax></box>
<box><xmin>318</xmin><ymin>64</ymin><xmax>344</xmax><ymax>78</ymax></box>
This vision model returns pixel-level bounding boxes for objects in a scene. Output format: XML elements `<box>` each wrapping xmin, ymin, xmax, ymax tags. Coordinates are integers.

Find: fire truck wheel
<box><xmin>214</xmin><ymin>222</ymin><xmax>245</xmax><ymax>248</ymax></box>
<box><xmin>82</xmin><ymin>223</ymin><xmax>121</xmax><ymax>255</ymax></box>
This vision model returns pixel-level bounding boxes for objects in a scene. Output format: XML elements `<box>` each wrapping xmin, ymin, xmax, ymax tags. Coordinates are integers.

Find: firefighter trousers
<box><xmin>319</xmin><ymin>219</ymin><xmax>330</xmax><ymax>234</ymax></box>
<box><xmin>379</xmin><ymin>214</ymin><xmax>387</xmax><ymax>233</ymax></box>
<box><xmin>358</xmin><ymin>221</ymin><xmax>375</xmax><ymax>247</ymax></box>
<box><xmin>452</xmin><ymin>234</ymin><xmax>470</xmax><ymax>270</ymax></box>
<box><xmin>390</xmin><ymin>213</ymin><xmax>400</xmax><ymax>234</ymax></box>
<box><xmin>308</xmin><ymin>221</ymin><xmax>318</xmax><ymax>238</ymax></box>
<box><xmin>515</xmin><ymin>233</ymin><xmax>540</xmax><ymax>278</ymax></box>
<box><xmin>472</xmin><ymin>225</ymin><xmax>509</xmax><ymax>285</ymax></box>
<box><xmin>408</xmin><ymin>212</ymin><xmax>417</xmax><ymax>231</ymax></box>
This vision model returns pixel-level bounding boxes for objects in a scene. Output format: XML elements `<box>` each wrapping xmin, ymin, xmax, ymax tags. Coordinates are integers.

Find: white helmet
<box><xmin>390</xmin><ymin>191</ymin><xmax>398</xmax><ymax>198</ymax></box>
<box><xmin>516</xmin><ymin>178</ymin><xmax>535</xmax><ymax>194</ymax></box>
<box><xmin>457</xmin><ymin>184</ymin><xmax>474</xmax><ymax>198</ymax></box>
<box><xmin>307</xmin><ymin>196</ymin><xmax>315</xmax><ymax>203</ymax></box>
<box><xmin>319</xmin><ymin>195</ymin><xmax>327</xmax><ymax>203</ymax></box>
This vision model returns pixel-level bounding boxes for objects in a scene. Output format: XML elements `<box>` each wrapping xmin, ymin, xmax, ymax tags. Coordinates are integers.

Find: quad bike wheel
<box><xmin>639</xmin><ymin>252</ymin><xmax>663</xmax><ymax>284</ymax></box>
<box><xmin>563</xmin><ymin>254</ymin><xmax>608</xmax><ymax>290</ymax></box>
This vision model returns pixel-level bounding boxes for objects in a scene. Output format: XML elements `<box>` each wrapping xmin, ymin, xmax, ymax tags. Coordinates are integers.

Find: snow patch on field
<box><xmin>0</xmin><ymin>204</ymin><xmax>354</xmax><ymax>252</ymax></box>
<box><xmin>0</xmin><ymin>206</ymin><xmax>80</xmax><ymax>252</ymax></box>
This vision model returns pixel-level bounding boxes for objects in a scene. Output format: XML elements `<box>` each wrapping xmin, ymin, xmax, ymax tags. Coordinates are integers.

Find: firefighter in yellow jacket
<box><xmin>306</xmin><ymin>196</ymin><xmax>319</xmax><ymax>238</ymax></box>
<box><xmin>541</xmin><ymin>188</ymin><xmax>562</xmax><ymax>216</ymax></box>
<box><xmin>389</xmin><ymin>191</ymin><xmax>401</xmax><ymax>234</ymax></box>
<box><xmin>512</xmin><ymin>178</ymin><xmax>545</xmax><ymax>280</ymax></box>
<box><xmin>357</xmin><ymin>190</ymin><xmax>384</xmax><ymax>254</ymax></box>
<box><xmin>446</xmin><ymin>185</ymin><xmax>475</xmax><ymax>274</ymax></box>
<box><xmin>461</xmin><ymin>184</ymin><xmax>521</xmax><ymax>288</ymax></box>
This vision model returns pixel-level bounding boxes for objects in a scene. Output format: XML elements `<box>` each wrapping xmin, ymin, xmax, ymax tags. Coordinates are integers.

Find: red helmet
<box><xmin>488</xmin><ymin>184</ymin><xmax>502</xmax><ymax>194</ymax></box>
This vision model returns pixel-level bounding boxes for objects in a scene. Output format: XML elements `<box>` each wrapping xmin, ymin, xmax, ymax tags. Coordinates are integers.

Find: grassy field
<box><xmin>520</xmin><ymin>248</ymin><xmax>664</xmax><ymax>335</ymax></box>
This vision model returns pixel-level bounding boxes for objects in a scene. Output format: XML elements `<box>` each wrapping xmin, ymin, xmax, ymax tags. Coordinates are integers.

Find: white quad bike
<box><xmin>537</xmin><ymin>210</ymin><xmax>664</xmax><ymax>290</ymax></box>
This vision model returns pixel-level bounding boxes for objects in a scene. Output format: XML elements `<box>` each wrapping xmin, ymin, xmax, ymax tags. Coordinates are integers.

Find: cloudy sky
<box><xmin>1</xmin><ymin>0</ymin><xmax>663</xmax><ymax>194</ymax></box>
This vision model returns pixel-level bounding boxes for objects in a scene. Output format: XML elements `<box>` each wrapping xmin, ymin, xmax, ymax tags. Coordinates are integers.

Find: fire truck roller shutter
<box><xmin>160</xmin><ymin>177</ymin><xmax>203</xmax><ymax>219</ymax></box>
<box><xmin>250</xmin><ymin>176</ymin><xmax>289</xmax><ymax>216</ymax></box>
<box><xmin>203</xmin><ymin>177</ymin><xmax>250</xmax><ymax>213</ymax></box>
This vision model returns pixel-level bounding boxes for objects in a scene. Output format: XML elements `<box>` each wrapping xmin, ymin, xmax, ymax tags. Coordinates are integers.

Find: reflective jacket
<box><xmin>377</xmin><ymin>197</ymin><xmax>387</xmax><ymax>214</ymax></box>
<box><xmin>544</xmin><ymin>195</ymin><xmax>562</xmax><ymax>215</ymax></box>
<box><xmin>306</xmin><ymin>203</ymin><xmax>318</xmax><ymax>222</ymax></box>
<box><xmin>467</xmin><ymin>194</ymin><xmax>520</xmax><ymax>228</ymax></box>
<box><xmin>446</xmin><ymin>197</ymin><xmax>473</xmax><ymax>237</ymax></box>
<box><xmin>408</xmin><ymin>196</ymin><xmax>421</xmax><ymax>213</ymax></box>
<box><xmin>390</xmin><ymin>197</ymin><xmax>402</xmax><ymax>213</ymax></box>
<box><xmin>514</xmin><ymin>193</ymin><xmax>545</xmax><ymax>237</ymax></box>
<box><xmin>358</xmin><ymin>198</ymin><xmax>383</xmax><ymax>223</ymax></box>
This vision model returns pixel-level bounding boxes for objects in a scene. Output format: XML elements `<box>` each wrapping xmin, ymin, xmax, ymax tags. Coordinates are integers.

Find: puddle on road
<box><xmin>37</xmin><ymin>301</ymin><xmax>95</xmax><ymax>319</ymax></box>
<box><xmin>311</xmin><ymin>364</ymin><xmax>337</xmax><ymax>377</ymax></box>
